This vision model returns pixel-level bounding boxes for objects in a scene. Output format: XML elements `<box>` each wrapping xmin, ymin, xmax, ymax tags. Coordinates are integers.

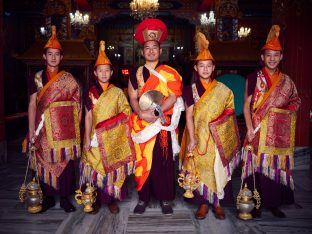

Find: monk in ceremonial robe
<box><xmin>180</xmin><ymin>32</ymin><xmax>240</xmax><ymax>220</ymax></box>
<box><xmin>128</xmin><ymin>18</ymin><xmax>184</xmax><ymax>215</ymax></box>
<box><xmin>242</xmin><ymin>25</ymin><xmax>301</xmax><ymax>218</ymax></box>
<box><xmin>81</xmin><ymin>41</ymin><xmax>135</xmax><ymax>214</ymax></box>
<box><xmin>24</xmin><ymin>26</ymin><xmax>81</xmax><ymax>212</ymax></box>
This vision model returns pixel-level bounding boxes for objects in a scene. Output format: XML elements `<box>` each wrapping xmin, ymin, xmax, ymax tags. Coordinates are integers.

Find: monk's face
<box><xmin>194</xmin><ymin>60</ymin><xmax>215</xmax><ymax>80</ymax></box>
<box><xmin>94</xmin><ymin>64</ymin><xmax>113</xmax><ymax>85</ymax></box>
<box><xmin>261</xmin><ymin>50</ymin><xmax>283</xmax><ymax>72</ymax></box>
<box><xmin>142</xmin><ymin>41</ymin><xmax>162</xmax><ymax>63</ymax></box>
<box><xmin>43</xmin><ymin>48</ymin><xmax>63</xmax><ymax>68</ymax></box>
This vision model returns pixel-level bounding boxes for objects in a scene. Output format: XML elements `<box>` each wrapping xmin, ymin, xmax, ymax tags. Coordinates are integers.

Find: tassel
<box><xmin>160</xmin><ymin>130</ymin><xmax>168</xmax><ymax>159</ymax></box>
<box><xmin>79</xmin><ymin>161</ymin><xmax>135</xmax><ymax>189</ymax></box>
<box><xmin>22</xmin><ymin>137</ymin><xmax>28</xmax><ymax>153</ymax></box>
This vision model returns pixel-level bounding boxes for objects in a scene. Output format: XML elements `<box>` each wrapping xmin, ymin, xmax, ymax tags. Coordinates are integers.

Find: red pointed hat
<box><xmin>134</xmin><ymin>18</ymin><xmax>168</xmax><ymax>45</ymax></box>
<box><xmin>94</xmin><ymin>40</ymin><xmax>112</xmax><ymax>68</ymax></box>
<box><xmin>262</xmin><ymin>25</ymin><xmax>282</xmax><ymax>51</ymax></box>
<box><xmin>43</xmin><ymin>25</ymin><xmax>62</xmax><ymax>51</ymax></box>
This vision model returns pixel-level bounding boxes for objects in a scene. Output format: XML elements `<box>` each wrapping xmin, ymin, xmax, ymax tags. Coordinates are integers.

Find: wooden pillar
<box><xmin>273</xmin><ymin>0</ymin><xmax>312</xmax><ymax>147</ymax></box>
<box><xmin>0</xmin><ymin>0</ymin><xmax>7</xmax><ymax>164</ymax></box>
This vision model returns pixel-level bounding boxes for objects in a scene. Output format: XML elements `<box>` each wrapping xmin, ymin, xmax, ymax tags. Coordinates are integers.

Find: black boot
<box><xmin>41</xmin><ymin>196</ymin><xmax>56</xmax><ymax>213</ymax></box>
<box><xmin>60</xmin><ymin>196</ymin><xmax>76</xmax><ymax>213</ymax></box>
<box><xmin>133</xmin><ymin>200</ymin><xmax>147</xmax><ymax>214</ymax></box>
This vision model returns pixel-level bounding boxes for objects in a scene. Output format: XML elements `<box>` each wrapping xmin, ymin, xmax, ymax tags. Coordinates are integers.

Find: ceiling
<box><xmin>4</xmin><ymin>0</ymin><xmax>272</xmax><ymax>18</ymax></box>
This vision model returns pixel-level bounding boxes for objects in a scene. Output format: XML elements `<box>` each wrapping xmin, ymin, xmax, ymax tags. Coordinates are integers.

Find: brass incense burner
<box><xmin>19</xmin><ymin>178</ymin><xmax>43</xmax><ymax>214</ymax></box>
<box><xmin>19</xmin><ymin>143</ymin><xmax>43</xmax><ymax>214</ymax></box>
<box><xmin>236</xmin><ymin>145</ymin><xmax>261</xmax><ymax>220</ymax></box>
<box><xmin>75</xmin><ymin>183</ymin><xmax>97</xmax><ymax>213</ymax></box>
<box><xmin>178</xmin><ymin>152</ymin><xmax>200</xmax><ymax>198</ymax></box>
<box><xmin>75</xmin><ymin>162</ymin><xmax>97</xmax><ymax>213</ymax></box>
<box><xmin>236</xmin><ymin>184</ymin><xmax>256</xmax><ymax>220</ymax></box>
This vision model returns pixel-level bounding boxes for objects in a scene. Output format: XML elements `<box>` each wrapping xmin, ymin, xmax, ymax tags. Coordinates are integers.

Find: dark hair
<box><xmin>43</xmin><ymin>48</ymin><xmax>64</xmax><ymax>56</ymax></box>
<box><xmin>194</xmin><ymin>59</ymin><xmax>215</xmax><ymax>66</ymax></box>
<box><xmin>93</xmin><ymin>64</ymin><xmax>113</xmax><ymax>72</ymax></box>
<box><xmin>261</xmin><ymin>49</ymin><xmax>283</xmax><ymax>55</ymax></box>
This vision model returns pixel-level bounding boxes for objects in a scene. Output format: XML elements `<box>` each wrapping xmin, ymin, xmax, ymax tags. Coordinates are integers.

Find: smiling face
<box><xmin>43</xmin><ymin>48</ymin><xmax>63</xmax><ymax>69</ymax></box>
<box><xmin>261</xmin><ymin>50</ymin><xmax>283</xmax><ymax>74</ymax></box>
<box><xmin>141</xmin><ymin>40</ymin><xmax>162</xmax><ymax>63</ymax></box>
<box><xmin>94</xmin><ymin>64</ymin><xmax>113</xmax><ymax>84</ymax></box>
<box><xmin>194</xmin><ymin>60</ymin><xmax>215</xmax><ymax>81</ymax></box>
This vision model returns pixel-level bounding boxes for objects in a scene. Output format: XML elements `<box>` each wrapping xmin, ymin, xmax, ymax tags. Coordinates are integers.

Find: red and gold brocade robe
<box><xmin>25</xmin><ymin>70</ymin><xmax>81</xmax><ymax>189</ymax></box>
<box><xmin>242</xmin><ymin>68</ymin><xmax>301</xmax><ymax>190</ymax></box>
<box><xmin>129</xmin><ymin>64</ymin><xmax>183</xmax><ymax>191</ymax></box>
<box><xmin>181</xmin><ymin>79</ymin><xmax>240</xmax><ymax>205</ymax></box>
<box><xmin>81</xmin><ymin>83</ymin><xmax>135</xmax><ymax>199</ymax></box>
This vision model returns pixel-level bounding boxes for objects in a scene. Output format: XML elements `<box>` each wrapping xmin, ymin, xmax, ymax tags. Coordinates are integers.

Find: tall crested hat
<box><xmin>94</xmin><ymin>40</ymin><xmax>112</xmax><ymax>68</ymax></box>
<box><xmin>195</xmin><ymin>31</ymin><xmax>214</xmax><ymax>61</ymax></box>
<box><xmin>262</xmin><ymin>25</ymin><xmax>282</xmax><ymax>51</ymax></box>
<box><xmin>43</xmin><ymin>25</ymin><xmax>62</xmax><ymax>51</ymax></box>
<box><xmin>134</xmin><ymin>18</ymin><xmax>168</xmax><ymax>45</ymax></box>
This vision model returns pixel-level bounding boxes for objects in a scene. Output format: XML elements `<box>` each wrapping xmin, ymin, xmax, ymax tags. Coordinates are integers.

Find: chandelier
<box><xmin>130</xmin><ymin>0</ymin><xmax>159</xmax><ymax>20</ymax></box>
<box><xmin>200</xmin><ymin>10</ymin><xmax>216</xmax><ymax>26</ymax></box>
<box><xmin>69</xmin><ymin>10</ymin><xmax>90</xmax><ymax>28</ymax></box>
<box><xmin>238</xmin><ymin>27</ymin><xmax>251</xmax><ymax>38</ymax></box>
<box><xmin>40</xmin><ymin>27</ymin><xmax>47</xmax><ymax>36</ymax></box>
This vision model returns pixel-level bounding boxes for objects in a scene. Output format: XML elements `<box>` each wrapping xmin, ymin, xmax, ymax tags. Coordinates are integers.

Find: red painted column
<box><xmin>0</xmin><ymin>0</ymin><xmax>6</xmax><ymax>163</ymax></box>
<box><xmin>273</xmin><ymin>1</ymin><xmax>312</xmax><ymax>146</ymax></box>
<box><xmin>282</xmin><ymin>3</ymin><xmax>312</xmax><ymax>146</ymax></box>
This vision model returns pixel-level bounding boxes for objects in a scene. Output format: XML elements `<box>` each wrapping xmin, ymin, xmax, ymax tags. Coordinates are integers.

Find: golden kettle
<box><xmin>178</xmin><ymin>152</ymin><xmax>200</xmax><ymax>198</ymax></box>
<box><xmin>75</xmin><ymin>183</ymin><xmax>97</xmax><ymax>213</ymax></box>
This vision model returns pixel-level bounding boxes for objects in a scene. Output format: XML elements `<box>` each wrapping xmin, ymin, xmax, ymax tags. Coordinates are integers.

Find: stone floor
<box><xmin>0</xmin><ymin>139</ymin><xmax>311</xmax><ymax>234</ymax></box>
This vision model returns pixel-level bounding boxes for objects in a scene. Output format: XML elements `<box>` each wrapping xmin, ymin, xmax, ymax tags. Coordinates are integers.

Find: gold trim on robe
<box><xmin>81</xmin><ymin>85</ymin><xmax>135</xmax><ymax>199</ymax></box>
<box><xmin>181</xmin><ymin>81</ymin><xmax>240</xmax><ymax>204</ymax></box>
<box><xmin>25</xmin><ymin>71</ymin><xmax>81</xmax><ymax>189</ymax></box>
<box><xmin>242</xmin><ymin>72</ymin><xmax>301</xmax><ymax>190</ymax></box>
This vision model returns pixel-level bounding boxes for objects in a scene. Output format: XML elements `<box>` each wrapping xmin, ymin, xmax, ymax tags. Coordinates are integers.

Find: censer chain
<box><xmin>250</xmin><ymin>146</ymin><xmax>261</xmax><ymax>209</ymax></box>
<box><xmin>18</xmin><ymin>152</ymin><xmax>31</xmax><ymax>202</ymax></box>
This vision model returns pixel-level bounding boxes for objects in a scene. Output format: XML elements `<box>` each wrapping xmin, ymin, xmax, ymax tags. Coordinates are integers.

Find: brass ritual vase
<box><xmin>236</xmin><ymin>184</ymin><xmax>255</xmax><ymax>220</ymax></box>
<box><xmin>19</xmin><ymin>177</ymin><xmax>43</xmax><ymax>214</ymax></box>
<box><xmin>236</xmin><ymin>145</ymin><xmax>261</xmax><ymax>220</ymax></box>
<box><xmin>19</xmin><ymin>142</ymin><xmax>43</xmax><ymax>214</ymax></box>
<box><xmin>75</xmin><ymin>183</ymin><xmax>97</xmax><ymax>213</ymax></box>
<box><xmin>178</xmin><ymin>152</ymin><xmax>200</xmax><ymax>198</ymax></box>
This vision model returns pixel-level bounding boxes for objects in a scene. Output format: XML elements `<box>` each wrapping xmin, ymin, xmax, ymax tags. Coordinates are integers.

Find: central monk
<box><xmin>128</xmin><ymin>18</ymin><xmax>184</xmax><ymax>215</ymax></box>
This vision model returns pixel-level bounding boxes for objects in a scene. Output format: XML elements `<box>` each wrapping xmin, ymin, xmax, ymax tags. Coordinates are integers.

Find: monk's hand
<box><xmin>187</xmin><ymin>139</ymin><xmax>197</xmax><ymax>152</ymax></box>
<box><xmin>139</xmin><ymin>109</ymin><xmax>158</xmax><ymax>123</ymax></box>
<box><xmin>84</xmin><ymin>137</ymin><xmax>91</xmax><ymax>151</ymax></box>
<box><xmin>246</xmin><ymin>128</ymin><xmax>255</xmax><ymax>142</ymax></box>
<box><xmin>29</xmin><ymin>130</ymin><xmax>35</xmax><ymax>143</ymax></box>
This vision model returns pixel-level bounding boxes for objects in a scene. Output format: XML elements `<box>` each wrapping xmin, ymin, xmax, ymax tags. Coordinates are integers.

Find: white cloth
<box><xmin>253</xmin><ymin>124</ymin><xmax>261</xmax><ymax>134</ymax></box>
<box><xmin>33</xmin><ymin>114</ymin><xmax>45</xmax><ymax>140</ymax></box>
<box><xmin>131</xmin><ymin>97</ymin><xmax>185</xmax><ymax>155</ymax></box>
<box><xmin>144</xmin><ymin>65</ymin><xmax>167</xmax><ymax>83</ymax></box>
<box><xmin>214</xmin><ymin>144</ymin><xmax>229</xmax><ymax>199</ymax></box>
<box><xmin>90</xmin><ymin>133</ymin><xmax>98</xmax><ymax>147</ymax></box>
